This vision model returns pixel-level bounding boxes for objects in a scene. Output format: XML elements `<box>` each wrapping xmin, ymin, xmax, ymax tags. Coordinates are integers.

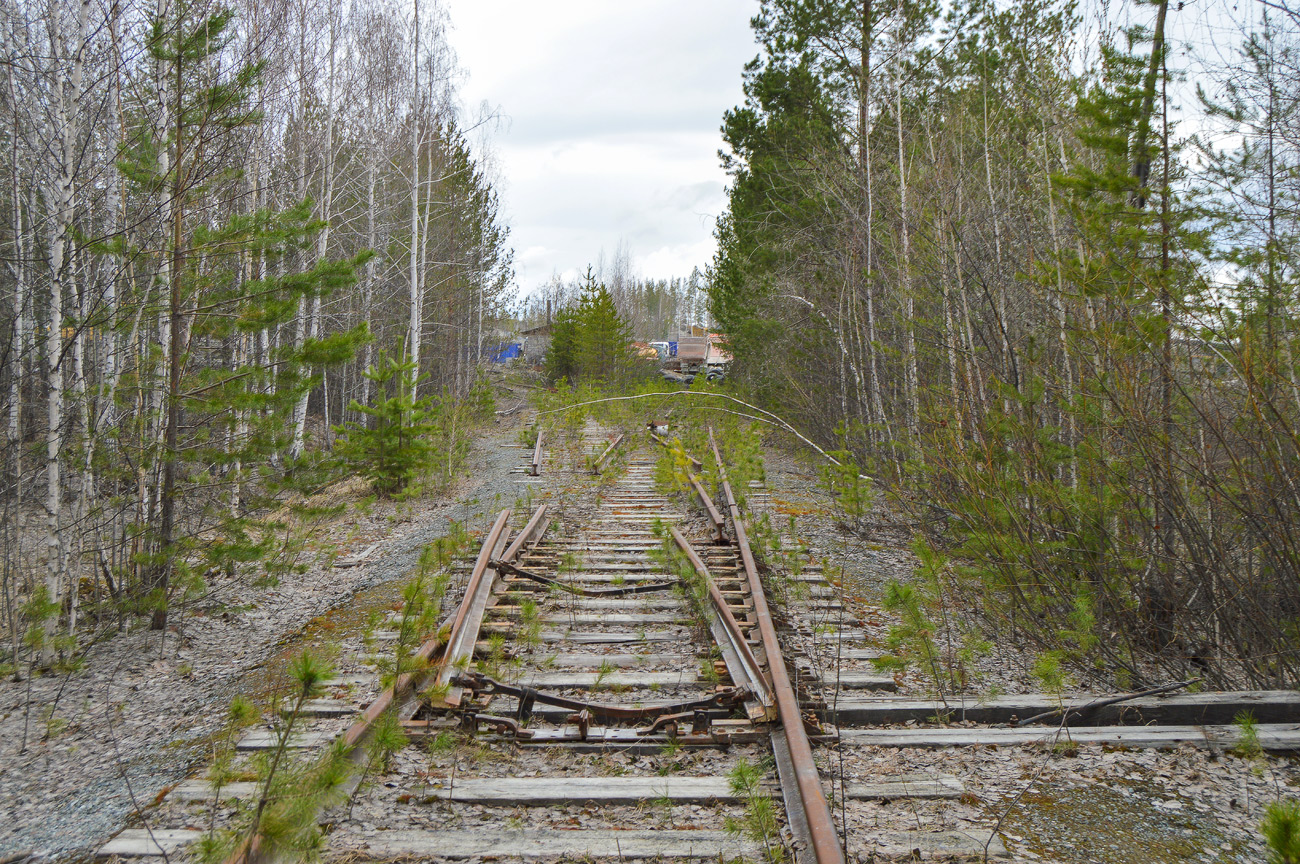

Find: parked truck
<box><xmin>659</xmin><ymin>334</ymin><xmax>728</xmax><ymax>384</ymax></box>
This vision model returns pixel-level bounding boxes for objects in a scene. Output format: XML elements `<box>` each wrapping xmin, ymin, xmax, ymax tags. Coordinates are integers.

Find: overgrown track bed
<box><xmin>95</xmin><ymin>422</ymin><xmax>1300</xmax><ymax>864</ymax></box>
<box><xmin>748</xmin><ymin>453</ymin><xmax>1300</xmax><ymax>864</ymax></box>
<box><xmin>333</xmin><ymin>454</ymin><xmax>782</xmax><ymax>861</ymax></box>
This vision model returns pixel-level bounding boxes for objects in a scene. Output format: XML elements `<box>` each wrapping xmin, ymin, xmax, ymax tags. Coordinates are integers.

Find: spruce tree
<box><xmin>575</xmin><ymin>274</ymin><xmax>634</xmax><ymax>386</ymax></box>
<box><xmin>333</xmin><ymin>349</ymin><xmax>439</xmax><ymax>498</ymax></box>
<box><xmin>544</xmin><ymin>306</ymin><xmax>582</xmax><ymax>384</ymax></box>
<box><xmin>542</xmin><ymin>267</ymin><xmax>634</xmax><ymax>387</ymax></box>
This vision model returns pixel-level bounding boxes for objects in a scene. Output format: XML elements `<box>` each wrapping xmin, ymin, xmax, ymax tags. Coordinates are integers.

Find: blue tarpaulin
<box><xmin>488</xmin><ymin>343</ymin><xmax>522</xmax><ymax>363</ymax></box>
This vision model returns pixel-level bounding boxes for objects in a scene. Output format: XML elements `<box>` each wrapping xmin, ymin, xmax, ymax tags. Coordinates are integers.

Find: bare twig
<box><xmin>984</xmin><ymin>713</ymin><xmax>1071</xmax><ymax>863</ymax></box>
<box><xmin>535</xmin><ymin>391</ymin><xmax>871</xmax><ymax>481</ymax></box>
<box><xmin>1013</xmin><ymin>678</ymin><xmax>1199</xmax><ymax>727</ymax></box>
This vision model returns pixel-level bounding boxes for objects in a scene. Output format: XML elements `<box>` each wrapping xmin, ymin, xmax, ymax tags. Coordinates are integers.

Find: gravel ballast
<box><xmin>0</xmin><ymin>411</ymin><xmax>533</xmax><ymax>861</ymax></box>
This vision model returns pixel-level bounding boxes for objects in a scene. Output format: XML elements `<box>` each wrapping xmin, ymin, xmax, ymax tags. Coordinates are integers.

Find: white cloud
<box><xmin>442</xmin><ymin>0</ymin><xmax>759</xmax><ymax>293</ymax></box>
<box><xmin>640</xmin><ymin>239</ymin><xmax>717</xmax><ymax>279</ymax></box>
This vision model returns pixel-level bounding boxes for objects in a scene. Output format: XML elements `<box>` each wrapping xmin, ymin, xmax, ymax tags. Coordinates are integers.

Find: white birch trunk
<box><xmin>289</xmin><ymin>4</ymin><xmax>312</xmax><ymax>459</ymax></box>
<box><xmin>39</xmin><ymin>0</ymin><xmax>92</xmax><ymax>663</ymax></box>
<box><xmin>5</xmin><ymin>60</ymin><xmax>28</xmax><ymax>674</ymax></box>
<box><xmin>361</xmin><ymin>154</ymin><xmax>376</xmax><ymax>409</ymax></box>
<box><xmin>7</xmin><ymin>67</ymin><xmax>27</xmax><ymax>540</ymax></box>
<box><xmin>149</xmin><ymin>0</ymin><xmax>172</xmax><ymax>587</ymax></box>
<box><xmin>894</xmin><ymin>10</ymin><xmax>918</xmax><ymax>438</ymax></box>
<box><xmin>983</xmin><ymin>72</ymin><xmax>1012</xmax><ymax>413</ymax></box>
<box><xmin>1041</xmin><ymin>118</ymin><xmax>1076</xmax><ymax>487</ymax></box>
<box><xmin>408</xmin><ymin>0</ymin><xmax>422</xmax><ymax>387</ymax></box>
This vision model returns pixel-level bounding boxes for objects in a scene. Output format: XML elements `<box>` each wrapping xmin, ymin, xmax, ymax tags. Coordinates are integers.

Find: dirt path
<box><xmin>0</xmin><ymin>413</ymin><xmax>533</xmax><ymax>861</ymax></box>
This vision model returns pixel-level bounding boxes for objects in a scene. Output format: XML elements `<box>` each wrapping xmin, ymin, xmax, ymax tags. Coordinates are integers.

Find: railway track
<box><xmin>97</xmin><ymin>421</ymin><xmax>1300</xmax><ymax>863</ymax></box>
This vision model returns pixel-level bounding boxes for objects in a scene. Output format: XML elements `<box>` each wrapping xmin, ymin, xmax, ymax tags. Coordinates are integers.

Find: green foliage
<box><xmin>1234</xmin><ymin>710</ymin><xmax>1263</xmax><ymax>759</ymax></box>
<box><xmin>288</xmin><ymin>650</ymin><xmax>333</xmax><ymax>701</ymax></box>
<box><xmin>819</xmin><ymin>439</ymin><xmax>873</xmax><ymax>532</ymax></box>
<box><xmin>96</xmin><ymin>0</ymin><xmax>373</xmax><ymax>628</ymax></box>
<box><xmin>228</xmin><ymin>694</ymin><xmax>260</xmax><ymax>727</ymax></box>
<box><xmin>725</xmin><ymin>758</ymin><xmax>784</xmax><ymax>863</ymax></box>
<box><xmin>21</xmin><ymin>586</ymin><xmax>59</xmax><ymax>656</ymax></box>
<box><xmin>1263</xmin><ymin>799</ymin><xmax>1300</xmax><ymax>864</ymax></box>
<box><xmin>1032</xmin><ymin>651</ymin><xmax>1067</xmax><ymax>695</ymax></box>
<box><xmin>334</xmin><ymin>350</ymin><xmax>486</xmax><ymax>498</ymax></box>
<box><xmin>380</xmin><ymin>540</ymin><xmax>458</xmax><ymax>692</ymax></box>
<box><xmin>334</xmin><ymin>348</ymin><xmax>437</xmax><ymax>497</ymax></box>
<box><xmin>365</xmin><ymin>710</ymin><xmax>407</xmax><ymax>774</ymax></box>
<box><xmin>874</xmin><ymin>580</ymin><xmax>938</xmax><ymax>679</ymax></box>
<box><xmin>429</xmin><ymin>730</ymin><xmax>458</xmax><ymax>754</ymax></box>
<box><xmin>707</xmin><ymin>417</ymin><xmax>766</xmax><ymax>508</ymax></box>
<box><xmin>465</xmin><ymin>374</ymin><xmax>497</xmax><ymax>421</ymax></box>
<box><xmin>544</xmin><ymin>305</ymin><xmax>583</xmax><ymax>384</ymax></box>
<box><xmin>243</xmin><ymin>737</ymin><xmax>353</xmax><ymax>862</ymax></box>
<box><xmin>202</xmin><ymin>649</ymin><xmax>347</xmax><ymax>864</ymax></box>
<box><xmin>543</xmin><ymin>267</ymin><xmax>636</xmax><ymax>386</ymax></box>
<box><xmin>699</xmin><ymin>0</ymin><xmax>1300</xmax><ymax>695</ymax></box>
<box><xmin>654</xmin><ymin>437</ymin><xmax>696</xmax><ymax>498</ymax></box>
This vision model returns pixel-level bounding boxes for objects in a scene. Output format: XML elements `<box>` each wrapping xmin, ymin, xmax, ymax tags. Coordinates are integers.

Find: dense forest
<box><xmin>711</xmin><ymin>0</ymin><xmax>1300</xmax><ymax>687</ymax></box>
<box><xmin>0</xmin><ymin>0</ymin><xmax>512</xmax><ymax>668</ymax></box>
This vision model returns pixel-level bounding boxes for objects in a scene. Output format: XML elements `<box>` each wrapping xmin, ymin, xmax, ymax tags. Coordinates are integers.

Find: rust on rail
<box><xmin>224</xmin><ymin>505</ymin><xmax>550</xmax><ymax>864</ymax></box>
<box><xmin>710</xmin><ymin>427</ymin><xmax>845</xmax><ymax>864</ymax></box>
<box><xmin>225</xmin><ymin>506</ymin><xmax>548</xmax><ymax>864</ymax></box>
<box><xmin>492</xmin><ymin>557</ymin><xmax>676</xmax><ymax>596</ymax></box>
<box><xmin>435</xmin><ymin>509</ymin><xmax>517</xmax><ymax>707</ymax></box>
<box><xmin>530</xmin><ymin>426</ymin><xmax>544</xmax><ymax>476</ymax></box>
<box><xmin>650</xmin><ymin>430</ymin><xmax>725</xmax><ymax>541</ymax></box>
<box><xmin>451</xmin><ymin>671</ymin><xmax>747</xmax><ymax>721</ymax></box>
<box><xmin>592</xmin><ymin>432</ymin><xmax>625</xmax><ymax>474</ymax></box>
<box><xmin>669</xmin><ymin>525</ymin><xmax>775</xmax><ymax>721</ymax></box>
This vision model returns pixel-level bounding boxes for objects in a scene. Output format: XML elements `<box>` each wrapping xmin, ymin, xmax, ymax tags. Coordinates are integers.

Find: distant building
<box><xmin>520</xmin><ymin>322</ymin><xmax>553</xmax><ymax>363</ymax></box>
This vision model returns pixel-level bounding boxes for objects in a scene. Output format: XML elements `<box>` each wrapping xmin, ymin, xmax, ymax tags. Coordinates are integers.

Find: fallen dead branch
<box><xmin>534</xmin><ymin>390</ymin><xmax>870</xmax><ymax>481</ymax></box>
<box><xmin>1013</xmin><ymin>679</ymin><xmax>1200</xmax><ymax>727</ymax></box>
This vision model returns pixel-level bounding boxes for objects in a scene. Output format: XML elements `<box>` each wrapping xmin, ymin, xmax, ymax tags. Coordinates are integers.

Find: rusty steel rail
<box><xmin>649</xmin><ymin>431</ymin><xmax>725</xmax><ymax>541</ymax></box>
<box><xmin>492</xmin><ymin>558</ymin><xmax>676</xmax><ymax>596</ymax></box>
<box><xmin>592</xmin><ymin>432</ymin><xmax>625</xmax><ymax>474</ymax></box>
<box><xmin>436</xmin><ymin>504</ymin><xmax>550</xmax><ymax>709</ymax></box>
<box><xmin>709</xmin><ymin>428</ymin><xmax>845</xmax><ymax>864</ymax></box>
<box><xmin>501</xmin><ymin>503</ymin><xmax>548</xmax><ymax>562</ymax></box>
<box><xmin>648</xmin><ymin>429</ymin><xmax>703</xmax><ymax>469</ymax></box>
<box><xmin>688</xmin><ymin>472</ymin><xmax>726</xmax><ymax>542</ymax></box>
<box><xmin>224</xmin><ymin>508</ymin><xmax>548</xmax><ymax>864</ymax></box>
<box><xmin>530</xmin><ymin>427</ymin><xmax>544</xmax><ymax>476</ymax></box>
<box><xmin>452</xmin><ymin>671</ymin><xmax>746</xmax><ymax>722</ymax></box>
<box><xmin>435</xmin><ymin>509</ymin><xmax>514</xmax><ymax>706</ymax></box>
<box><xmin>669</xmin><ymin>526</ymin><xmax>775</xmax><ymax>721</ymax></box>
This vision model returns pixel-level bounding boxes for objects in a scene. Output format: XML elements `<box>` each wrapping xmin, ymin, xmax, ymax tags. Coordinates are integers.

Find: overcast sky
<box><xmin>440</xmin><ymin>0</ymin><xmax>761</xmax><ymax>297</ymax></box>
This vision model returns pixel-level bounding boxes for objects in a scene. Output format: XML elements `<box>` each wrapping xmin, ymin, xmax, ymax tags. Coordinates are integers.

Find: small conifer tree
<box><xmin>541</xmin><ymin>266</ymin><xmax>634</xmax><ymax>387</ymax></box>
<box><xmin>544</xmin><ymin>306</ymin><xmax>582</xmax><ymax>383</ymax></box>
<box><xmin>334</xmin><ymin>347</ymin><xmax>438</xmax><ymax>497</ymax></box>
<box><xmin>1264</xmin><ymin>799</ymin><xmax>1300</xmax><ymax>864</ymax></box>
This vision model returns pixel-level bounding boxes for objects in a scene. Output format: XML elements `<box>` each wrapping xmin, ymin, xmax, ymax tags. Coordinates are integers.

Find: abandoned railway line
<box><xmin>95</xmin><ymin>421</ymin><xmax>1300</xmax><ymax>863</ymax></box>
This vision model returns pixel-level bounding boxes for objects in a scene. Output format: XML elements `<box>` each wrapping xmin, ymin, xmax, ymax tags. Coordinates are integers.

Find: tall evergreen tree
<box><xmin>542</xmin><ymin>267</ymin><xmax>634</xmax><ymax>387</ymax></box>
<box><xmin>575</xmin><ymin>276</ymin><xmax>634</xmax><ymax>386</ymax></box>
<box><xmin>119</xmin><ymin>2</ymin><xmax>371</xmax><ymax>628</ymax></box>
